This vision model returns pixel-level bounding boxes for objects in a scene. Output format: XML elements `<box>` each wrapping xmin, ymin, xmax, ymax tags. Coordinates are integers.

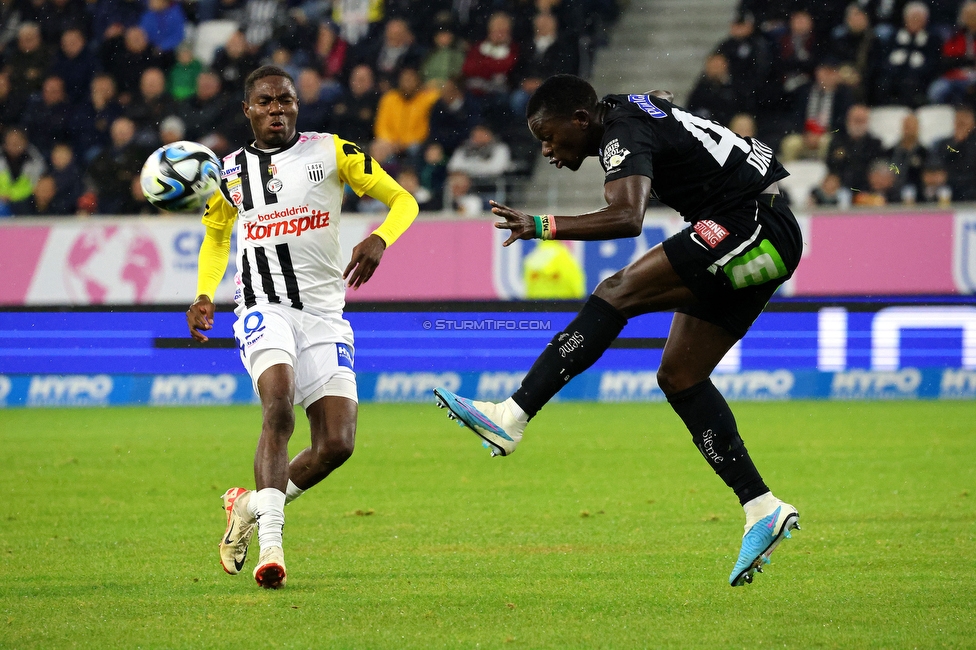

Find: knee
<box><xmin>312</xmin><ymin>425</ymin><xmax>356</xmax><ymax>468</ymax></box>
<box><xmin>657</xmin><ymin>362</ymin><xmax>699</xmax><ymax>397</ymax></box>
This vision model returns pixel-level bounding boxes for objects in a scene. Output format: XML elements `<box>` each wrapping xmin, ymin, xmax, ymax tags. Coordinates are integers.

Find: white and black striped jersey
<box><xmin>597</xmin><ymin>94</ymin><xmax>789</xmax><ymax>225</ymax></box>
<box><xmin>202</xmin><ymin>132</ymin><xmax>384</xmax><ymax>320</ymax></box>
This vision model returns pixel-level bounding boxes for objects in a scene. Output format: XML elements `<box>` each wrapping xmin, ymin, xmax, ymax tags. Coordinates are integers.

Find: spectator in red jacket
<box><xmin>929</xmin><ymin>1</ymin><xmax>976</xmax><ymax>104</ymax></box>
<box><xmin>462</xmin><ymin>11</ymin><xmax>519</xmax><ymax>98</ymax></box>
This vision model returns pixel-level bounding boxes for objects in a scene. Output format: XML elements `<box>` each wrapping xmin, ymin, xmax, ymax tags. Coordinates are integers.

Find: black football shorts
<box><xmin>662</xmin><ymin>193</ymin><xmax>802</xmax><ymax>339</ymax></box>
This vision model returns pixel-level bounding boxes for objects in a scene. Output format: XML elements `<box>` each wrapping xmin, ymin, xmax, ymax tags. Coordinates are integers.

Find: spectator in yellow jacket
<box><xmin>371</xmin><ymin>66</ymin><xmax>439</xmax><ymax>166</ymax></box>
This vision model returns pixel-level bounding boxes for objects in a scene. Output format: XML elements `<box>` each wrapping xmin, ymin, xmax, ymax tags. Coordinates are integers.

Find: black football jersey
<box><xmin>598</xmin><ymin>94</ymin><xmax>788</xmax><ymax>223</ymax></box>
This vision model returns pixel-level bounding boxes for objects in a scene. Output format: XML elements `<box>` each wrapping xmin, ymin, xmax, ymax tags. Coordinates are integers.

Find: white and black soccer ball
<box><xmin>140</xmin><ymin>141</ymin><xmax>221</xmax><ymax>212</ymax></box>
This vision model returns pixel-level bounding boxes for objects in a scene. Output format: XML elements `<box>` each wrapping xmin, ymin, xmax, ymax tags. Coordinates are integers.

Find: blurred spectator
<box><xmin>158</xmin><ymin>115</ymin><xmax>185</xmax><ymax>145</ymax></box>
<box><xmin>728</xmin><ymin>112</ymin><xmax>758</xmax><ymax>137</ymax></box>
<box><xmin>195</xmin><ymin>0</ymin><xmax>246</xmax><ymax>22</ymax></box>
<box><xmin>0</xmin><ymin>71</ymin><xmax>22</xmax><ymax>132</ymax></box>
<box><xmin>853</xmin><ymin>158</ymin><xmax>900</xmax><ymax>205</ymax></box>
<box><xmin>331</xmin><ymin>0</ymin><xmax>385</xmax><ymax>46</ymax></box>
<box><xmin>47</xmin><ymin>141</ymin><xmax>83</xmax><ymax>213</ymax></box>
<box><xmin>90</xmin><ymin>0</ymin><xmax>144</xmax><ymax>48</ymax></box>
<box><xmin>308</xmin><ymin>21</ymin><xmax>349</xmax><ymax>86</ymax></box>
<box><xmin>394</xmin><ymin>166</ymin><xmax>436</xmax><ymax>211</ymax></box>
<box><xmin>687</xmin><ymin>52</ymin><xmax>738</xmax><ymax>126</ymax></box>
<box><xmin>511</xmin><ymin>12</ymin><xmax>580</xmax><ymax>118</ymax></box>
<box><xmin>887</xmin><ymin>112</ymin><xmax>927</xmax><ymax>197</ymax></box>
<box><xmin>0</xmin><ymin>0</ymin><xmax>20</xmax><ymax>51</ymax></box>
<box><xmin>126</xmin><ymin>67</ymin><xmax>179</xmax><ymax>147</ymax></box>
<box><xmin>6</xmin><ymin>22</ymin><xmax>51</xmax><ymax>99</ymax></box>
<box><xmin>20</xmin><ymin>75</ymin><xmax>73</xmax><ymax>158</ymax></box>
<box><xmin>715</xmin><ymin>12</ymin><xmax>770</xmax><ymax>116</ymax></box>
<box><xmin>371</xmin><ymin>66</ymin><xmax>440</xmax><ymax>165</ymax></box>
<box><xmin>873</xmin><ymin>2</ymin><xmax>942</xmax><ymax>107</ymax></box>
<box><xmin>10</xmin><ymin>174</ymin><xmax>58</xmax><ymax>215</ymax></box>
<box><xmin>330</xmin><ymin>63</ymin><xmax>380</xmax><ymax>147</ymax></box>
<box><xmin>463</xmin><ymin>12</ymin><xmax>519</xmax><ymax>95</ymax></box>
<box><xmin>779</xmin><ymin>120</ymin><xmax>831</xmax><ymax>162</ymax></box>
<box><xmin>418</xmin><ymin>141</ymin><xmax>447</xmax><ymax>208</ymax></box>
<box><xmin>929</xmin><ymin>1</ymin><xmax>976</xmax><ymax>104</ymax></box>
<box><xmin>422</xmin><ymin>20</ymin><xmax>465</xmax><ymax>90</ymax></box>
<box><xmin>350</xmin><ymin>17</ymin><xmax>424</xmax><ymax>93</ymax></box>
<box><xmin>49</xmin><ymin>28</ymin><xmax>96</xmax><ymax>104</ymax></box>
<box><xmin>86</xmin><ymin>116</ymin><xmax>150</xmax><ymax>214</ymax></box>
<box><xmin>0</xmin><ymin>128</ymin><xmax>46</xmax><ymax>216</ymax></box>
<box><xmin>427</xmin><ymin>77</ymin><xmax>481</xmax><ymax>156</ymax></box>
<box><xmin>100</xmin><ymin>26</ymin><xmax>170</xmax><ymax>104</ymax></box>
<box><xmin>523</xmin><ymin>240</ymin><xmax>586</xmax><ymax>299</ymax></box>
<box><xmin>269</xmin><ymin>46</ymin><xmax>303</xmax><ymax>81</ymax></box>
<box><xmin>446</xmin><ymin>124</ymin><xmax>512</xmax><ymax>192</ymax></box>
<box><xmin>918</xmin><ymin>159</ymin><xmax>953</xmax><ymax>204</ymax></box>
<box><xmin>446</xmin><ymin>170</ymin><xmax>485</xmax><ymax>216</ymax></box>
<box><xmin>178</xmin><ymin>71</ymin><xmax>234</xmax><ymax>142</ymax></box>
<box><xmin>827</xmin><ymin>4</ymin><xmax>878</xmax><ymax>102</ymax></box>
<box><xmin>768</xmin><ymin>9</ymin><xmax>819</xmax><ymax>110</ymax></box>
<box><xmin>44</xmin><ymin>0</ymin><xmax>91</xmax><ymax>43</ymax></box>
<box><xmin>810</xmin><ymin>171</ymin><xmax>845</xmax><ymax>207</ymax></box>
<box><xmin>139</xmin><ymin>0</ymin><xmax>186</xmax><ymax>53</ymax></box>
<box><xmin>73</xmin><ymin>73</ymin><xmax>126</xmax><ymax>161</ymax></box>
<box><xmin>295</xmin><ymin>68</ymin><xmax>332</xmax><ymax>132</ymax></box>
<box><xmin>450</xmin><ymin>0</ymin><xmax>496</xmax><ymax>43</ymax></box>
<box><xmin>129</xmin><ymin>176</ymin><xmax>157</xmax><ymax>214</ymax></box>
<box><xmin>168</xmin><ymin>42</ymin><xmax>203</xmax><ymax>101</ymax></box>
<box><xmin>778</xmin><ymin>59</ymin><xmax>852</xmax><ymax>161</ymax></box>
<box><xmin>931</xmin><ymin>104</ymin><xmax>976</xmax><ymax>201</ymax></box>
<box><xmin>210</xmin><ymin>31</ymin><xmax>260</xmax><ymax>98</ymax></box>
<box><xmin>826</xmin><ymin>104</ymin><xmax>885</xmax><ymax>192</ymax></box>
<box><xmin>240</xmin><ymin>0</ymin><xmax>286</xmax><ymax>52</ymax></box>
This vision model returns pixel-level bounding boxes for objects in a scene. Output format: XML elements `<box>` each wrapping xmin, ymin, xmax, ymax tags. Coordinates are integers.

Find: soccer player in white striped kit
<box><xmin>187</xmin><ymin>65</ymin><xmax>418</xmax><ymax>588</ymax></box>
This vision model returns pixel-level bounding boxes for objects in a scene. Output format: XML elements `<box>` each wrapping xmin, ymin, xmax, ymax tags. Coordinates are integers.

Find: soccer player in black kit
<box><xmin>435</xmin><ymin>74</ymin><xmax>802</xmax><ymax>587</ymax></box>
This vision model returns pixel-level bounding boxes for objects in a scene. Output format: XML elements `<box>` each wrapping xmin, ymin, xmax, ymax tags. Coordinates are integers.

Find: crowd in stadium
<box><xmin>687</xmin><ymin>0</ymin><xmax>976</xmax><ymax>208</ymax></box>
<box><xmin>0</xmin><ymin>0</ymin><xmax>618</xmax><ymax>216</ymax></box>
<box><xmin>2</xmin><ymin>0</ymin><xmax>976</xmax><ymax>216</ymax></box>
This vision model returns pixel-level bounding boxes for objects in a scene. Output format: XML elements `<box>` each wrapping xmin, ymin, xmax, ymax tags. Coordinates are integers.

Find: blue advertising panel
<box><xmin>2</xmin><ymin>297</ymin><xmax>975</xmax><ymax>407</ymax></box>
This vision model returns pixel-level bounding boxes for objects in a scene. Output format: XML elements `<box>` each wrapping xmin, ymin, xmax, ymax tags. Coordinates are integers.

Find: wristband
<box><xmin>533</xmin><ymin>214</ymin><xmax>556</xmax><ymax>240</ymax></box>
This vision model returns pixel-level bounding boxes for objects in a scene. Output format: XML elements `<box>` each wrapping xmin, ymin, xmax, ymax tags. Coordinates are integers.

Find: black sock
<box><xmin>513</xmin><ymin>295</ymin><xmax>627</xmax><ymax>417</ymax></box>
<box><xmin>667</xmin><ymin>379</ymin><xmax>769</xmax><ymax>505</ymax></box>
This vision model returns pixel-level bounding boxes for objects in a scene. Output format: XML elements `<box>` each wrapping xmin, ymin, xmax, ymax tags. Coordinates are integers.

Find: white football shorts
<box><xmin>232</xmin><ymin>303</ymin><xmax>357</xmax><ymax>408</ymax></box>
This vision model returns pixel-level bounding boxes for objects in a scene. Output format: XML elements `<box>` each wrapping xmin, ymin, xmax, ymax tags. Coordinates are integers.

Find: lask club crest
<box><xmin>306</xmin><ymin>161</ymin><xmax>325</xmax><ymax>183</ymax></box>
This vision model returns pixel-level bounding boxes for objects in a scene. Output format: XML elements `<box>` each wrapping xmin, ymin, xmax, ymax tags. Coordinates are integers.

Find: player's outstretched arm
<box><xmin>491</xmin><ymin>174</ymin><xmax>651</xmax><ymax>246</ymax></box>
<box><xmin>187</xmin><ymin>294</ymin><xmax>216</xmax><ymax>342</ymax></box>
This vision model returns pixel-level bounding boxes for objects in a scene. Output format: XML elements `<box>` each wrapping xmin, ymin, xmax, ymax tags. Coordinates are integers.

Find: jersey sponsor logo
<box><xmin>693</xmin><ymin>220</ymin><xmax>729</xmax><ymax>248</ymax></box>
<box><xmin>336</xmin><ymin>343</ymin><xmax>354</xmax><ymax>370</ymax></box>
<box><xmin>227</xmin><ymin>177</ymin><xmax>242</xmax><ymax>189</ymax></box>
<box><xmin>306</xmin><ymin>161</ymin><xmax>325</xmax><ymax>183</ymax></box>
<box><xmin>257</xmin><ymin>205</ymin><xmax>310</xmax><ymax>222</ymax></box>
<box><xmin>244</xmin><ymin>211</ymin><xmax>330</xmax><ymax>241</ymax></box>
<box><xmin>221</xmin><ymin>164</ymin><xmax>242</xmax><ymax>178</ymax></box>
<box><xmin>230</xmin><ymin>188</ymin><xmax>244</xmax><ymax>206</ymax></box>
<box><xmin>267</xmin><ymin>178</ymin><xmax>283</xmax><ymax>193</ymax></box>
<box><xmin>627</xmin><ymin>94</ymin><xmax>667</xmax><ymax>118</ymax></box>
<box><xmin>602</xmin><ymin>139</ymin><xmax>631</xmax><ymax>171</ymax></box>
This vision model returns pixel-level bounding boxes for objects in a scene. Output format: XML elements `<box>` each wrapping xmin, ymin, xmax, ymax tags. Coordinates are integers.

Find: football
<box><xmin>140</xmin><ymin>141</ymin><xmax>221</xmax><ymax>212</ymax></box>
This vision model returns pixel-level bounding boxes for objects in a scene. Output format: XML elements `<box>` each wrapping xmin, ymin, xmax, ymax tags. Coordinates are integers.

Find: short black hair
<box><xmin>525</xmin><ymin>74</ymin><xmax>598</xmax><ymax>120</ymax></box>
<box><xmin>244</xmin><ymin>65</ymin><xmax>295</xmax><ymax>102</ymax></box>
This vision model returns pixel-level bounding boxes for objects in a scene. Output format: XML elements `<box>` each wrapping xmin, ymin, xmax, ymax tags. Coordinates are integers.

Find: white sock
<box><xmin>252</xmin><ymin>487</ymin><xmax>286</xmax><ymax>549</ymax></box>
<box><xmin>285</xmin><ymin>479</ymin><xmax>305</xmax><ymax>505</ymax></box>
<box><xmin>504</xmin><ymin>398</ymin><xmax>529</xmax><ymax>424</ymax></box>
<box><xmin>743</xmin><ymin>491</ymin><xmax>774</xmax><ymax>515</ymax></box>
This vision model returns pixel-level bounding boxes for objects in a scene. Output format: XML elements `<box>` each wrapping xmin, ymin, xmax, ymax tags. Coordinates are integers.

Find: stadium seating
<box><xmin>779</xmin><ymin>159</ymin><xmax>828</xmax><ymax>206</ymax></box>
<box><xmin>192</xmin><ymin>20</ymin><xmax>241</xmax><ymax>67</ymax></box>
<box><xmin>868</xmin><ymin>106</ymin><xmax>912</xmax><ymax>149</ymax></box>
<box><xmin>915</xmin><ymin>104</ymin><xmax>955</xmax><ymax>147</ymax></box>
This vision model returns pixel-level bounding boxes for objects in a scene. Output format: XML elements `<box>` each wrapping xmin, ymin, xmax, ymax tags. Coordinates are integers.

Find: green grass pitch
<box><xmin>2</xmin><ymin>401</ymin><xmax>974</xmax><ymax>649</ymax></box>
